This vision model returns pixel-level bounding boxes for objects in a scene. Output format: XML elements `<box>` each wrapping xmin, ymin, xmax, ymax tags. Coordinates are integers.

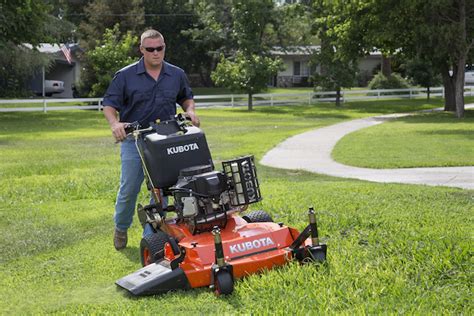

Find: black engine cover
<box><xmin>137</xmin><ymin>126</ymin><xmax>213</xmax><ymax>189</ymax></box>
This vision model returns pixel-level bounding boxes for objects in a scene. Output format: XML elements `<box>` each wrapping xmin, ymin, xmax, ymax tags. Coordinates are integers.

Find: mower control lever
<box><xmin>122</xmin><ymin>121</ymin><xmax>139</xmax><ymax>134</ymax></box>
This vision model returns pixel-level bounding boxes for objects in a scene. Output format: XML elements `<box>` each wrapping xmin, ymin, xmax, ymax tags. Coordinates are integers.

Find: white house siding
<box><xmin>272</xmin><ymin>46</ymin><xmax>381</xmax><ymax>87</ymax></box>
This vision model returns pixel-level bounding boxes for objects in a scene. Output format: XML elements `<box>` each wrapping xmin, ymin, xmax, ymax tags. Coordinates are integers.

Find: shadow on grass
<box><xmin>394</xmin><ymin>109</ymin><xmax>474</xmax><ymax>125</ymax></box>
<box><xmin>120</xmin><ymin>246</ymin><xmax>140</xmax><ymax>263</ymax></box>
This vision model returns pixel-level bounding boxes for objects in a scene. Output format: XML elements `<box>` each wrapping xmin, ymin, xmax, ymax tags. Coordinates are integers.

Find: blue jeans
<box><xmin>114</xmin><ymin>139</ymin><xmax>168</xmax><ymax>236</ymax></box>
<box><xmin>114</xmin><ymin>139</ymin><xmax>144</xmax><ymax>232</ymax></box>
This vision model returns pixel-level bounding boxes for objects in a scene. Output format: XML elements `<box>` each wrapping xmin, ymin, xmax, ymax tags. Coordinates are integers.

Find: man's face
<box><xmin>140</xmin><ymin>37</ymin><xmax>166</xmax><ymax>68</ymax></box>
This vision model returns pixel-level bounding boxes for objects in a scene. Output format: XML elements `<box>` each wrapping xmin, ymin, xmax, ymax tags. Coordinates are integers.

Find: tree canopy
<box><xmin>313</xmin><ymin>0</ymin><xmax>474</xmax><ymax>117</ymax></box>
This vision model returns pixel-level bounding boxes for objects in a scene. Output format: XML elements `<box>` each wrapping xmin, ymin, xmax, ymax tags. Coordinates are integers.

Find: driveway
<box><xmin>261</xmin><ymin>106</ymin><xmax>474</xmax><ymax>190</ymax></box>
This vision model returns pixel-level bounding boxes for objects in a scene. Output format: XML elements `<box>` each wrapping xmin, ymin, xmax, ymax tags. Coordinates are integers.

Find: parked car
<box><xmin>34</xmin><ymin>80</ymin><xmax>65</xmax><ymax>97</ymax></box>
<box><xmin>465</xmin><ymin>71</ymin><xmax>474</xmax><ymax>84</ymax></box>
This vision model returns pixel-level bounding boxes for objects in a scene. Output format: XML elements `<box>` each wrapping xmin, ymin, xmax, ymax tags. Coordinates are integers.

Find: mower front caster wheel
<box><xmin>214</xmin><ymin>270</ymin><xmax>234</xmax><ymax>295</ymax></box>
<box><xmin>307</xmin><ymin>245</ymin><xmax>327</xmax><ymax>263</ymax></box>
<box><xmin>140</xmin><ymin>231</ymin><xmax>170</xmax><ymax>266</ymax></box>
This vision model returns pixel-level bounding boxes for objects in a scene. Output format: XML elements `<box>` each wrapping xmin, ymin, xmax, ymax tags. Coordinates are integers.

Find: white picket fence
<box><xmin>1</xmin><ymin>86</ymin><xmax>473</xmax><ymax>112</ymax></box>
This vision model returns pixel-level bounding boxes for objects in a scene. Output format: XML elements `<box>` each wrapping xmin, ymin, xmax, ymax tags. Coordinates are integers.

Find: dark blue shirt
<box><xmin>103</xmin><ymin>58</ymin><xmax>193</xmax><ymax>126</ymax></box>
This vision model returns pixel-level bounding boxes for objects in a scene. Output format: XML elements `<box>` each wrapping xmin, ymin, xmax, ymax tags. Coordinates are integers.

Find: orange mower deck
<box><xmin>116</xmin><ymin>212</ymin><xmax>326</xmax><ymax>296</ymax></box>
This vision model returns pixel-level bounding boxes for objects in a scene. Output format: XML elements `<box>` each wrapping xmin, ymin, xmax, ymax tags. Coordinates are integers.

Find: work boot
<box><xmin>114</xmin><ymin>228</ymin><xmax>127</xmax><ymax>250</ymax></box>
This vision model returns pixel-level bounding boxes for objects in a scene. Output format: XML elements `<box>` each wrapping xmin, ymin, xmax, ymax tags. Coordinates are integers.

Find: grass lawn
<box><xmin>332</xmin><ymin>110</ymin><xmax>474</xmax><ymax>168</ymax></box>
<box><xmin>0</xmin><ymin>99</ymin><xmax>472</xmax><ymax>314</ymax></box>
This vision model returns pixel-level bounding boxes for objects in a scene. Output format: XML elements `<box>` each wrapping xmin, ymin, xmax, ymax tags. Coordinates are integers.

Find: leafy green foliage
<box><xmin>211</xmin><ymin>52</ymin><xmax>283</xmax><ymax>110</ymax></box>
<box><xmin>0</xmin><ymin>44</ymin><xmax>52</xmax><ymax>97</ymax></box>
<box><xmin>368</xmin><ymin>72</ymin><xmax>410</xmax><ymax>90</ymax></box>
<box><xmin>143</xmin><ymin>0</ymin><xmax>199</xmax><ymax>74</ymax></box>
<box><xmin>0</xmin><ymin>100</ymin><xmax>471</xmax><ymax>314</ymax></box>
<box><xmin>0</xmin><ymin>1</ymin><xmax>55</xmax><ymax>47</ymax></box>
<box><xmin>405</xmin><ymin>58</ymin><xmax>442</xmax><ymax>98</ymax></box>
<box><xmin>0</xmin><ymin>1</ymin><xmax>74</xmax><ymax>97</ymax></box>
<box><xmin>211</xmin><ymin>0</ymin><xmax>283</xmax><ymax>110</ymax></box>
<box><xmin>231</xmin><ymin>0</ymin><xmax>276</xmax><ymax>55</ymax></box>
<box><xmin>310</xmin><ymin>37</ymin><xmax>358</xmax><ymax>106</ymax></box>
<box><xmin>316</xmin><ymin>0</ymin><xmax>474</xmax><ymax>116</ymax></box>
<box><xmin>309</xmin><ymin>1</ymin><xmax>359</xmax><ymax>106</ymax></box>
<box><xmin>81</xmin><ymin>25</ymin><xmax>138</xmax><ymax>97</ymax></box>
<box><xmin>78</xmin><ymin>0</ymin><xmax>144</xmax><ymax>51</ymax></box>
<box><xmin>181</xmin><ymin>1</ymin><xmax>234</xmax><ymax>85</ymax></box>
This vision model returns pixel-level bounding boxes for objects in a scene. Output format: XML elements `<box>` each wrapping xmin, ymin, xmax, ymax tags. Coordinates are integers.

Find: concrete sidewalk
<box><xmin>261</xmin><ymin>106</ymin><xmax>474</xmax><ymax>190</ymax></box>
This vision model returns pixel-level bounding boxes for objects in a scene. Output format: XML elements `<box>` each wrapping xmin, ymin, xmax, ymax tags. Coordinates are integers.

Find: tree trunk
<box><xmin>454</xmin><ymin>60</ymin><xmax>465</xmax><ymax>118</ymax></box>
<box><xmin>427</xmin><ymin>86</ymin><xmax>430</xmax><ymax>100</ymax></box>
<box><xmin>248</xmin><ymin>92</ymin><xmax>253</xmax><ymax>111</ymax></box>
<box><xmin>441</xmin><ymin>66</ymin><xmax>456</xmax><ymax>112</ymax></box>
<box><xmin>381</xmin><ymin>55</ymin><xmax>392</xmax><ymax>77</ymax></box>
<box><xmin>335</xmin><ymin>87</ymin><xmax>341</xmax><ymax>107</ymax></box>
<box><xmin>454</xmin><ymin>0</ymin><xmax>467</xmax><ymax>118</ymax></box>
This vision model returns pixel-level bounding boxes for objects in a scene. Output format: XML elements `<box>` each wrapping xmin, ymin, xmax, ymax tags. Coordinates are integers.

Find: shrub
<box><xmin>368</xmin><ymin>72</ymin><xmax>411</xmax><ymax>90</ymax></box>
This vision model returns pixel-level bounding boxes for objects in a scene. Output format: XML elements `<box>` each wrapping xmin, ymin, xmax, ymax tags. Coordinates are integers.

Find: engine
<box><xmin>135</xmin><ymin>118</ymin><xmax>262</xmax><ymax>234</ymax></box>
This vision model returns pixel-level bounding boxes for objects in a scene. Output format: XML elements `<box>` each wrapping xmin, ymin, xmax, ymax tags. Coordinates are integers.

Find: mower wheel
<box><xmin>242</xmin><ymin>210</ymin><xmax>274</xmax><ymax>223</ymax></box>
<box><xmin>215</xmin><ymin>270</ymin><xmax>234</xmax><ymax>295</ymax></box>
<box><xmin>306</xmin><ymin>245</ymin><xmax>327</xmax><ymax>263</ymax></box>
<box><xmin>140</xmin><ymin>231</ymin><xmax>170</xmax><ymax>266</ymax></box>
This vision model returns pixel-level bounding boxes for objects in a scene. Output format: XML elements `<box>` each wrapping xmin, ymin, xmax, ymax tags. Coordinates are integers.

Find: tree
<box><xmin>212</xmin><ymin>52</ymin><xmax>282</xmax><ymax>110</ymax></box>
<box><xmin>270</xmin><ymin>2</ymin><xmax>316</xmax><ymax>47</ymax></box>
<box><xmin>78</xmin><ymin>0</ymin><xmax>144</xmax><ymax>51</ymax></box>
<box><xmin>310</xmin><ymin>1</ymin><xmax>358</xmax><ymax>107</ymax></box>
<box><xmin>183</xmin><ymin>0</ymin><xmax>235</xmax><ymax>86</ymax></box>
<box><xmin>0</xmin><ymin>1</ymin><xmax>73</xmax><ymax>97</ymax></box>
<box><xmin>0</xmin><ymin>1</ymin><xmax>55</xmax><ymax>47</ymax></box>
<box><xmin>311</xmin><ymin>42</ymin><xmax>357</xmax><ymax>107</ymax></box>
<box><xmin>211</xmin><ymin>0</ymin><xmax>283</xmax><ymax>110</ymax></box>
<box><xmin>405</xmin><ymin>58</ymin><xmax>442</xmax><ymax>100</ymax></box>
<box><xmin>82</xmin><ymin>25</ymin><xmax>138</xmax><ymax>97</ymax></box>
<box><xmin>143</xmin><ymin>0</ymin><xmax>199</xmax><ymax>75</ymax></box>
<box><xmin>0</xmin><ymin>45</ymin><xmax>51</xmax><ymax>97</ymax></box>
<box><xmin>322</xmin><ymin>0</ymin><xmax>474</xmax><ymax>118</ymax></box>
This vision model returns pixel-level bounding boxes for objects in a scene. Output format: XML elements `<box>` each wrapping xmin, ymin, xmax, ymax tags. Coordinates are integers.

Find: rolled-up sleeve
<box><xmin>177</xmin><ymin>72</ymin><xmax>194</xmax><ymax>105</ymax></box>
<box><xmin>103</xmin><ymin>72</ymin><xmax>125</xmax><ymax>111</ymax></box>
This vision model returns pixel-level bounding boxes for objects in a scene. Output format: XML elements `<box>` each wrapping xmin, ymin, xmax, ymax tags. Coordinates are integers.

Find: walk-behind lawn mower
<box><xmin>116</xmin><ymin>115</ymin><xmax>327</xmax><ymax>296</ymax></box>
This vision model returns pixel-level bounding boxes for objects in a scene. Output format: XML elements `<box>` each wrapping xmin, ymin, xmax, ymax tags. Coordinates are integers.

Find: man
<box><xmin>103</xmin><ymin>29</ymin><xmax>199</xmax><ymax>250</ymax></box>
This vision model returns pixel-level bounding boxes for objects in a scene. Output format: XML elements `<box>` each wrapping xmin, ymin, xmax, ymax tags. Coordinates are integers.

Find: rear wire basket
<box><xmin>222</xmin><ymin>155</ymin><xmax>262</xmax><ymax>206</ymax></box>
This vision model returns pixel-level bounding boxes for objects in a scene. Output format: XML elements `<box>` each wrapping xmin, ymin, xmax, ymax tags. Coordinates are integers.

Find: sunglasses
<box><xmin>143</xmin><ymin>46</ymin><xmax>165</xmax><ymax>53</ymax></box>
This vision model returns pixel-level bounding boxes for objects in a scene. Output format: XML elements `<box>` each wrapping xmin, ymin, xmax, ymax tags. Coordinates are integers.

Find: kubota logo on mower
<box><xmin>242</xmin><ymin>161</ymin><xmax>257</xmax><ymax>201</ymax></box>
<box><xmin>229</xmin><ymin>237</ymin><xmax>275</xmax><ymax>254</ymax></box>
<box><xmin>167</xmin><ymin>143</ymin><xmax>199</xmax><ymax>155</ymax></box>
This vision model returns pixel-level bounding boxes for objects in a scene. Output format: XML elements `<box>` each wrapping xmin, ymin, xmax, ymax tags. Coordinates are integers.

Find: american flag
<box><xmin>61</xmin><ymin>44</ymin><xmax>72</xmax><ymax>64</ymax></box>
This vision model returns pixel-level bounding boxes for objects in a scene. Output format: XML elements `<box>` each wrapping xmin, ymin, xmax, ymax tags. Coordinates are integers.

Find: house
<box><xmin>26</xmin><ymin>43</ymin><xmax>82</xmax><ymax>98</ymax></box>
<box><xmin>270</xmin><ymin>46</ymin><xmax>382</xmax><ymax>87</ymax></box>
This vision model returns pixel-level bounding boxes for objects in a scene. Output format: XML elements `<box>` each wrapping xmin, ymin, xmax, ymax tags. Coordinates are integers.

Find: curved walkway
<box><xmin>261</xmin><ymin>106</ymin><xmax>474</xmax><ymax>190</ymax></box>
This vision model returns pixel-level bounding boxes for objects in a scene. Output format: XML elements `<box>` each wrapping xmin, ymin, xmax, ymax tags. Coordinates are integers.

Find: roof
<box><xmin>270</xmin><ymin>45</ymin><xmax>382</xmax><ymax>57</ymax></box>
<box><xmin>270</xmin><ymin>46</ymin><xmax>319</xmax><ymax>56</ymax></box>
<box><xmin>23</xmin><ymin>43</ymin><xmax>80</xmax><ymax>54</ymax></box>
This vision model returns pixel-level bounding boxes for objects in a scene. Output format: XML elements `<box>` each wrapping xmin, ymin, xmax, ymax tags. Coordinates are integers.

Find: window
<box><xmin>293</xmin><ymin>61</ymin><xmax>300</xmax><ymax>76</ymax></box>
<box><xmin>294</xmin><ymin>61</ymin><xmax>310</xmax><ymax>76</ymax></box>
<box><xmin>301</xmin><ymin>61</ymin><xmax>310</xmax><ymax>76</ymax></box>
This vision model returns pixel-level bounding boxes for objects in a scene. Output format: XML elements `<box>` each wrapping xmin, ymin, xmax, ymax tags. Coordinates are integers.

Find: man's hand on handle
<box><xmin>111</xmin><ymin>121</ymin><xmax>128</xmax><ymax>142</ymax></box>
<box><xmin>184</xmin><ymin>110</ymin><xmax>200</xmax><ymax>127</ymax></box>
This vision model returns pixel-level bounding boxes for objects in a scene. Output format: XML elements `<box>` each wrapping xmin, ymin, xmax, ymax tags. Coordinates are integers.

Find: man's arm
<box><xmin>181</xmin><ymin>99</ymin><xmax>200</xmax><ymax>127</ymax></box>
<box><xmin>103</xmin><ymin>106</ymin><xmax>127</xmax><ymax>142</ymax></box>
